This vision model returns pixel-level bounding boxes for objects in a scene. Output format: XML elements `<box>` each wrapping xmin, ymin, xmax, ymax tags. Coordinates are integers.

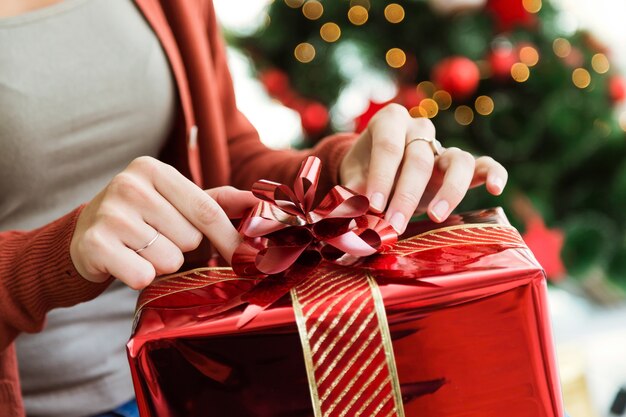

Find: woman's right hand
<box><xmin>70</xmin><ymin>157</ymin><xmax>258</xmax><ymax>290</ymax></box>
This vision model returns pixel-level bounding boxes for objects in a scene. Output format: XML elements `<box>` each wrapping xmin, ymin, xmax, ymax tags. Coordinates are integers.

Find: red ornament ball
<box><xmin>489</xmin><ymin>47</ymin><xmax>517</xmax><ymax>80</ymax></box>
<box><xmin>300</xmin><ymin>101</ymin><xmax>330</xmax><ymax>136</ymax></box>
<box><xmin>609</xmin><ymin>76</ymin><xmax>626</xmax><ymax>102</ymax></box>
<box><xmin>486</xmin><ymin>0</ymin><xmax>534</xmax><ymax>32</ymax></box>
<box><xmin>396</xmin><ymin>85</ymin><xmax>426</xmax><ymax>110</ymax></box>
<box><xmin>260</xmin><ymin>69</ymin><xmax>290</xmax><ymax>98</ymax></box>
<box><xmin>431</xmin><ymin>56</ymin><xmax>480</xmax><ymax>100</ymax></box>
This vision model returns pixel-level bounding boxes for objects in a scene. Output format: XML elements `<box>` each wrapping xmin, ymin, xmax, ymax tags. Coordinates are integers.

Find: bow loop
<box><xmin>233</xmin><ymin>157</ymin><xmax>397</xmax><ymax>276</ymax></box>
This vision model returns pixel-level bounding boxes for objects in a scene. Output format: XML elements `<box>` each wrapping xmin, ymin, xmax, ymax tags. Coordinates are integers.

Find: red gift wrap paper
<box><xmin>127</xmin><ymin>207</ymin><xmax>564</xmax><ymax>417</ymax></box>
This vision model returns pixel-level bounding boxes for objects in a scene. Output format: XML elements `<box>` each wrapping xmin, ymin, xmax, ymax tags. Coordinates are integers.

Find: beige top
<box><xmin>0</xmin><ymin>0</ymin><xmax>176</xmax><ymax>415</ymax></box>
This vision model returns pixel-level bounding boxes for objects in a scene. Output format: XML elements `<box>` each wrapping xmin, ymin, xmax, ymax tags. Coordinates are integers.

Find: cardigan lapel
<box><xmin>133</xmin><ymin>0</ymin><xmax>203</xmax><ymax>186</ymax></box>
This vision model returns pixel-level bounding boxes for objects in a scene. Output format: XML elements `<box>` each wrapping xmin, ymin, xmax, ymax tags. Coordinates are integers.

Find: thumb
<box><xmin>205</xmin><ymin>186</ymin><xmax>260</xmax><ymax>219</ymax></box>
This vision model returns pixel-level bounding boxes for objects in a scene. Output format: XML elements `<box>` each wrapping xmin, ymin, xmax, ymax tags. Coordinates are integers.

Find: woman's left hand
<box><xmin>340</xmin><ymin>103</ymin><xmax>507</xmax><ymax>233</ymax></box>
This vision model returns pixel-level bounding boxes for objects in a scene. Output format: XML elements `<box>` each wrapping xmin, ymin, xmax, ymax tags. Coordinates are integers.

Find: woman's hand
<box><xmin>340</xmin><ymin>104</ymin><xmax>507</xmax><ymax>233</ymax></box>
<box><xmin>70</xmin><ymin>157</ymin><xmax>258</xmax><ymax>290</ymax></box>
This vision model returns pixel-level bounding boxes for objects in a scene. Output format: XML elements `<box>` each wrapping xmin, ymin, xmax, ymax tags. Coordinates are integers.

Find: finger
<box><xmin>365</xmin><ymin>104</ymin><xmax>410</xmax><ymax>212</ymax></box>
<box><xmin>384</xmin><ymin>140</ymin><xmax>435</xmax><ymax>233</ymax></box>
<box><xmin>206</xmin><ymin>186</ymin><xmax>260</xmax><ymax>218</ymax></box>
<box><xmin>428</xmin><ymin>148</ymin><xmax>475</xmax><ymax>223</ymax></box>
<box><xmin>131</xmin><ymin>158</ymin><xmax>242</xmax><ymax>263</ymax></box>
<box><xmin>101</xmin><ymin>240</ymin><xmax>156</xmax><ymax>290</ymax></box>
<box><xmin>107</xmin><ymin>168</ymin><xmax>204</xmax><ymax>253</ymax></box>
<box><xmin>470</xmin><ymin>156</ymin><xmax>508</xmax><ymax>195</ymax></box>
<box><xmin>121</xmin><ymin>223</ymin><xmax>184</xmax><ymax>276</ymax></box>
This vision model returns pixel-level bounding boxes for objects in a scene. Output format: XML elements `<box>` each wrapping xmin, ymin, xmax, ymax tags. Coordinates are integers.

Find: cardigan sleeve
<box><xmin>204</xmin><ymin>0</ymin><xmax>356</xmax><ymax>193</ymax></box>
<box><xmin>0</xmin><ymin>207</ymin><xmax>112</xmax><ymax>350</ymax></box>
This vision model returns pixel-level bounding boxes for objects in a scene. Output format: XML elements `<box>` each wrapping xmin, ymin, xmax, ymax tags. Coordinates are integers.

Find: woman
<box><xmin>0</xmin><ymin>0</ymin><xmax>507</xmax><ymax>416</ymax></box>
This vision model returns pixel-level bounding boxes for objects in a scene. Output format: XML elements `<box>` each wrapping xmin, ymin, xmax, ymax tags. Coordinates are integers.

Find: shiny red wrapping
<box><xmin>127</xmin><ymin>208</ymin><xmax>564</xmax><ymax>417</ymax></box>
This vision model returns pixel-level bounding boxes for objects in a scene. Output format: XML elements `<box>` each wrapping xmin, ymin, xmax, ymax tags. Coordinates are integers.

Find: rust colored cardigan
<box><xmin>0</xmin><ymin>1</ymin><xmax>354</xmax><ymax>414</ymax></box>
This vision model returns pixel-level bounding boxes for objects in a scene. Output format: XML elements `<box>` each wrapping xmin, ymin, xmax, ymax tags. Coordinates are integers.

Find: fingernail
<box><xmin>370</xmin><ymin>192</ymin><xmax>385</xmax><ymax>212</ymax></box>
<box><xmin>490</xmin><ymin>176</ymin><xmax>504</xmax><ymax>194</ymax></box>
<box><xmin>389</xmin><ymin>211</ymin><xmax>406</xmax><ymax>233</ymax></box>
<box><xmin>431</xmin><ymin>199</ymin><xmax>449</xmax><ymax>222</ymax></box>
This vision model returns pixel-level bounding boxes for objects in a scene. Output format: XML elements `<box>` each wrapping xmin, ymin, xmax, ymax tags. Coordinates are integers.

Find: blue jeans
<box><xmin>91</xmin><ymin>399</ymin><xmax>139</xmax><ymax>417</ymax></box>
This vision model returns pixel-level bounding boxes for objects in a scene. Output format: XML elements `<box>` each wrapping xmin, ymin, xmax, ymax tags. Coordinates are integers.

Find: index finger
<box><xmin>145</xmin><ymin>161</ymin><xmax>243</xmax><ymax>263</ymax></box>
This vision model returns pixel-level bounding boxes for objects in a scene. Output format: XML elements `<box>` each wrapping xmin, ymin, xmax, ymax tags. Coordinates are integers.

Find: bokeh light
<box><xmin>302</xmin><ymin>0</ymin><xmax>323</xmax><ymax>20</ymax></box>
<box><xmin>417</xmin><ymin>81</ymin><xmax>436</xmax><ymax>97</ymax></box>
<box><xmin>384</xmin><ymin>3</ymin><xmax>405</xmax><ymax>24</ymax></box>
<box><xmin>348</xmin><ymin>5</ymin><xmax>368</xmax><ymax>25</ymax></box>
<box><xmin>294</xmin><ymin>42</ymin><xmax>316</xmax><ymax>63</ymax></box>
<box><xmin>591</xmin><ymin>53</ymin><xmax>610</xmax><ymax>74</ymax></box>
<box><xmin>475</xmin><ymin>95</ymin><xmax>495</xmax><ymax>116</ymax></box>
<box><xmin>418</xmin><ymin>98</ymin><xmax>439</xmax><ymax>118</ymax></box>
<box><xmin>519</xmin><ymin>46</ymin><xmax>539</xmax><ymax>67</ymax></box>
<box><xmin>433</xmin><ymin>90</ymin><xmax>452</xmax><ymax>110</ymax></box>
<box><xmin>572</xmin><ymin>68</ymin><xmax>591</xmax><ymax>88</ymax></box>
<box><xmin>285</xmin><ymin>0</ymin><xmax>304</xmax><ymax>8</ymax></box>
<box><xmin>511</xmin><ymin>62</ymin><xmax>530</xmax><ymax>82</ymax></box>
<box><xmin>455</xmin><ymin>106</ymin><xmax>474</xmax><ymax>125</ymax></box>
<box><xmin>553</xmin><ymin>38</ymin><xmax>572</xmax><ymax>58</ymax></box>
<box><xmin>386</xmin><ymin>48</ymin><xmax>406</xmax><ymax>68</ymax></box>
<box><xmin>320</xmin><ymin>22</ymin><xmax>341</xmax><ymax>42</ymax></box>
<box><xmin>522</xmin><ymin>0</ymin><xmax>542</xmax><ymax>13</ymax></box>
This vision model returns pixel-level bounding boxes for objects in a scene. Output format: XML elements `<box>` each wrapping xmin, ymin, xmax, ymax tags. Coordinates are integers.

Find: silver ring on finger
<box><xmin>406</xmin><ymin>137</ymin><xmax>445</xmax><ymax>157</ymax></box>
<box><xmin>134</xmin><ymin>230</ymin><xmax>160</xmax><ymax>254</ymax></box>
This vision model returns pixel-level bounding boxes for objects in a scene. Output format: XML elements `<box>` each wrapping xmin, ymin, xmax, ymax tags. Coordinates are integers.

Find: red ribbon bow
<box><xmin>232</xmin><ymin>156</ymin><xmax>398</xmax><ymax>276</ymax></box>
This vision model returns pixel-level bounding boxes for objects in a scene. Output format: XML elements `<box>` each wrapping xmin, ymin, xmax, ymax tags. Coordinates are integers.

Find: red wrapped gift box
<box><xmin>127</xmin><ymin>207</ymin><xmax>564</xmax><ymax>417</ymax></box>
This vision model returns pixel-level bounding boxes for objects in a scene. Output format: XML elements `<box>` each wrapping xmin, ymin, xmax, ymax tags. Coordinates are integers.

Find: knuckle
<box><xmin>395</xmin><ymin>191</ymin><xmax>421</xmax><ymax>208</ymax></box>
<box><xmin>460</xmin><ymin>151</ymin><xmax>476</xmax><ymax>166</ymax></box>
<box><xmin>444</xmin><ymin>182</ymin><xmax>467</xmax><ymax>202</ymax></box>
<box><xmin>82</xmin><ymin>227</ymin><xmax>106</xmax><ymax>252</ymax></box>
<box><xmin>127</xmin><ymin>270</ymin><xmax>155</xmax><ymax>290</ymax></box>
<box><xmin>413</xmin><ymin>117</ymin><xmax>436</xmax><ymax>137</ymax></box>
<box><xmin>181</xmin><ymin>230</ymin><xmax>204</xmax><ymax>252</ymax></box>
<box><xmin>195</xmin><ymin>197</ymin><xmax>221</xmax><ymax>226</ymax></box>
<box><xmin>383</xmin><ymin>103</ymin><xmax>409</xmax><ymax>118</ymax></box>
<box><xmin>378</xmin><ymin>138</ymin><xmax>404</xmax><ymax>156</ymax></box>
<box><xmin>160</xmin><ymin>251</ymin><xmax>185</xmax><ymax>274</ymax></box>
<box><xmin>129</xmin><ymin>156</ymin><xmax>158</xmax><ymax>173</ymax></box>
<box><xmin>406</xmin><ymin>147</ymin><xmax>434</xmax><ymax>171</ymax></box>
<box><xmin>108</xmin><ymin>173</ymin><xmax>142</xmax><ymax>199</ymax></box>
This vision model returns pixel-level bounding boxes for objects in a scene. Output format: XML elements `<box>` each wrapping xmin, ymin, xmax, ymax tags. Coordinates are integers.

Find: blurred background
<box><xmin>212</xmin><ymin>0</ymin><xmax>626</xmax><ymax>415</ymax></box>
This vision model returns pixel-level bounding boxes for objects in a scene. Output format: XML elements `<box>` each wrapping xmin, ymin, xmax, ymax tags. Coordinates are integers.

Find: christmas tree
<box><xmin>233</xmin><ymin>0</ymin><xmax>626</xmax><ymax>292</ymax></box>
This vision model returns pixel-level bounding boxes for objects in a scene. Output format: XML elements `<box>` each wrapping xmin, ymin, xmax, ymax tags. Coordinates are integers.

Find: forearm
<box><xmin>0</xmin><ymin>206</ymin><xmax>111</xmax><ymax>349</ymax></box>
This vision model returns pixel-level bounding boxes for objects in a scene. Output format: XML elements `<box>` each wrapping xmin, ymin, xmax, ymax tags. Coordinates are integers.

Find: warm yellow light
<box><xmin>511</xmin><ymin>62</ymin><xmax>530</xmax><ymax>82</ymax></box>
<box><xmin>348</xmin><ymin>5</ymin><xmax>368</xmax><ymax>25</ymax></box>
<box><xmin>475</xmin><ymin>95</ymin><xmax>494</xmax><ymax>116</ymax></box>
<box><xmin>320</xmin><ymin>22</ymin><xmax>341</xmax><ymax>42</ymax></box>
<box><xmin>384</xmin><ymin>3</ymin><xmax>405</xmax><ymax>23</ymax></box>
<box><xmin>417</xmin><ymin>81</ymin><xmax>436</xmax><ymax>97</ymax></box>
<box><xmin>418</xmin><ymin>98</ymin><xmax>439</xmax><ymax>118</ymax></box>
<box><xmin>302</xmin><ymin>0</ymin><xmax>323</xmax><ymax>20</ymax></box>
<box><xmin>455</xmin><ymin>106</ymin><xmax>474</xmax><ymax>125</ymax></box>
<box><xmin>522</xmin><ymin>0</ymin><xmax>542</xmax><ymax>13</ymax></box>
<box><xmin>519</xmin><ymin>46</ymin><xmax>539</xmax><ymax>67</ymax></box>
<box><xmin>385</xmin><ymin>48</ymin><xmax>406</xmax><ymax>68</ymax></box>
<box><xmin>572</xmin><ymin>68</ymin><xmax>591</xmax><ymax>89</ymax></box>
<box><xmin>285</xmin><ymin>0</ymin><xmax>304</xmax><ymax>8</ymax></box>
<box><xmin>408</xmin><ymin>106</ymin><xmax>421</xmax><ymax>118</ymax></box>
<box><xmin>553</xmin><ymin>38</ymin><xmax>571</xmax><ymax>58</ymax></box>
<box><xmin>294</xmin><ymin>42</ymin><xmax>316</xmax><ymax>63</ymax></box>
<box><xmin>433</xmin><ymin>90</ymin><xmax>452</xmax><ymax>110</ymax></box>
<box><xmin>591</xmin><ymin>53</ymin><xmax>610</xmax><ymax>74</ymax></box>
